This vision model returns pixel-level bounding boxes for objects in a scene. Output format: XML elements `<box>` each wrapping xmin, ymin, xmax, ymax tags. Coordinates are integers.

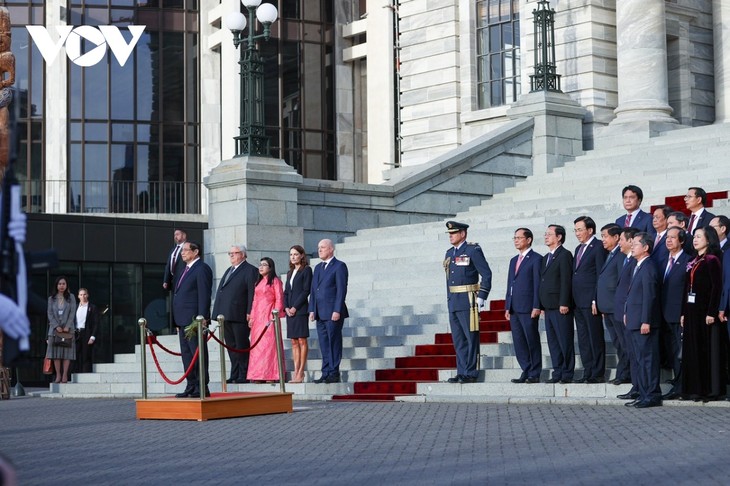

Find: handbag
<box><xmin>53</xmin><ymin>330</ymin><xmax>75</xmax><ymax>348</ymax></box>
<box><xmin>42</xmin><ymin>357</ymin><xmax>54</xmax><ymax>375</ymax></box>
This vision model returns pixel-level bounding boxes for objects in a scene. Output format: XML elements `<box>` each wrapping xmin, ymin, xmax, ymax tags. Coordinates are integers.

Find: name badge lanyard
<box><xmin>687</xmin><ymin>256</ymin><xmax>704</xmax><ymax>304</ymax></box>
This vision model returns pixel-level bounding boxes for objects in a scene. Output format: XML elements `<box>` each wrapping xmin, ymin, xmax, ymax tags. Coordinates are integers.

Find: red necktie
<box><xmin>576</xmin><ymin>244</ymin><xmax>586</xmax><ymax>267</ymax></box>
<box><xmin>624</xmin><ymin>213</ymin><xmax>632</xmax><ymax>227</ymax></box>
<box><xmin>688</xmin><ymin>214</ymin><xmax>696</xmax><ymax>233</ymax></box>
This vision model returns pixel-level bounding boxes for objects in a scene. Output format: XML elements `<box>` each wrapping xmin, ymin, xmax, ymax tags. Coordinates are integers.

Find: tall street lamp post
<box><xmin>225</xmin><ymin>1</ymin><xmax>278</xmax><ymax>157</ymax></box>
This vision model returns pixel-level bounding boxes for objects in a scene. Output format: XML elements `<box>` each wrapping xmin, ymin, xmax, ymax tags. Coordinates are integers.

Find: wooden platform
<box><xmin>136</xmin><ymin>392</ymin><xmax>294</xmax><ymax>421</ymax></box>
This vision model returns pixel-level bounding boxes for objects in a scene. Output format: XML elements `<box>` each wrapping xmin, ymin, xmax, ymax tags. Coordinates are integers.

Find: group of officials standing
<box><xmin>162</xmin><ymin>230</ymin><xmax>349</xmax><ymax>398</ymax></box>
<box><xmin>446</xmin><ymin>185</ymin><xmax>730</xmax><ymax>408</ymax></box>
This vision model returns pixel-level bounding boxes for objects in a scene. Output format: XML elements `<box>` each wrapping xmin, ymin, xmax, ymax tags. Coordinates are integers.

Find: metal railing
<box><xmin>20</xmin><ymin>179</ymin><xmax>201</xmax><ymax>214</ymax></box>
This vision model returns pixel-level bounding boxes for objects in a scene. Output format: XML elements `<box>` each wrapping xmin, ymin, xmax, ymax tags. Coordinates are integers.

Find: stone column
<box><xmin>713</xmin><ymin>0</ymin><xmax>730</xmax><ymax>123</ymax></box>
<box><xmin>611</xmin><ymin>0</ymin><xmax>676</xmax><ymax>125</ymax></box>
<box><xmin>204</xmin><ymin>156</ymin><xmax>303</xmax><ymax>278</ymax></box>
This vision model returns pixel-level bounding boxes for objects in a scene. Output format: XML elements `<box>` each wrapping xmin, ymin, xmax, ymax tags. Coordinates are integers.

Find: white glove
<box><xmin>8</xmin><ymin>210</ymin><xmax>26</xmax><ymax>243</ymax></box>
<box><xmin>477</xmin><ymin>297</ymin><xmax>486</xmax><ymax>310</ymax></box>
<box><xmin>0</xmin><ymin>293</ymin><xmax>30</xmax><ymax>340</ymax></box>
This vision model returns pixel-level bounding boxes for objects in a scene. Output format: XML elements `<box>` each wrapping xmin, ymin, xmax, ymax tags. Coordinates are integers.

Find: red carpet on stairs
<box><xmin>331</xmin><ymin>299</ymin><xmax>510</xmax><ymax>401</ymax></box>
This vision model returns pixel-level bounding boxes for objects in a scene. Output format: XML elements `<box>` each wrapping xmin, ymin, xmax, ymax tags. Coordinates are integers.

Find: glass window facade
<box><xmin>476</xmin><ymin>0</ymin><xmax>521</xmax><ymax>109</ymax></box>
<box><xmin>260</xmin><ymin>0</ymin><xmax>335</xmax><ymax>179</ymax></box>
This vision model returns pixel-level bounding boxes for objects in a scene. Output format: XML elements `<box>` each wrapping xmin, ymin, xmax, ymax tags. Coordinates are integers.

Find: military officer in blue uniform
<box><xmin>443</xmin><ymin>221</ymin><xmax>492</xmax><ymax>383</ymax></box>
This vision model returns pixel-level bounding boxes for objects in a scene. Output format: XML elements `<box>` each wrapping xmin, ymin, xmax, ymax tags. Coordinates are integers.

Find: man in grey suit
<box><xmin>211</xmin><ymin>244</ymin><xmax>259</xmax><ymax>384</ymax></box>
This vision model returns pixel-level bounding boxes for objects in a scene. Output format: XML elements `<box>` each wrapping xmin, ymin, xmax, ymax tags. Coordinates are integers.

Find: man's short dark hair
<box><xmin>689</xmin><ymin>186</ymin><xmax>708</xmax><ymax>206</ymax></box>
<box><xmin>668</xmin><ymin>211</ymin><xmax>689</xmax><ymax>228</ymax></box>
<box><xmin>549</xmin><ymin>224</ymin><xmax>566</xmax><ymax>244</ymax></box>
<box><xmin>574</xmin><ymin>215</ymin><xmax>596</xmax><ymax>234</ymax></box>
<box><xmin>622</xmin><ymin>185</ymin><xmax>644</xmax><ymax>202</ymax></box>
<box><xmin>621</xmin><ymin>227</ymin><xmax>638</xmax><ymax>240</ymax></box>
<box><xmin>714</xmin><ymin>215</ymin><xmax>730</xmax><ymax>236</ymax></box>
<box><xmin>516</xmin><ymin>227</ymin><xmax>533</xmax><ymax>246</ymax></box>
<box><xmin>654</xmin><ymin>205</ymin><xmax>672</xmax><ymax>218</ymax></box>
<box><xmin>186</xmin><ymin>241</ymin><xmax>201</xmax><ymax>253</ymax></box>
<box><xmin>601</xmin><ymin>224</ymin><xmax>622</xmax><ymax>237</ymax></box>
<box><xmin>635</xmin><ymin>231</ymin><xmax>654</xmax><ymax>254</ymax></box>
<box><xmin>667</xmin><ymin>226</ymin><xmax>686</xmax><ymax>244</ymax></box>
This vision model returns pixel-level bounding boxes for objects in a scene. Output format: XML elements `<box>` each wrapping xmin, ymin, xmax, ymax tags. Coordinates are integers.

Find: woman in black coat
<box><xmin>284</xmin><ymin>245</ymin><xmax>312</xmax><ymax>383</ymax></box>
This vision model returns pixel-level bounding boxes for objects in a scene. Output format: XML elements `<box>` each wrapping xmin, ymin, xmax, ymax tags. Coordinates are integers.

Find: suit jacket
<box><xmin>505</xmin><ymin>249</ymin><xmax>542</xmax><ymax>314</ymax></box>
<box><xmin>572</xmin><ymin>237</ymin><xmax>606</xmax><ymax>308</ymax></box>
<box><xmin>624</xmin><ymin>258</ymin><xmax>661</xmax><ymax>330</ymax></box>
<box><xmin>47</xmin><ymin>294</ymin><xmax>77</xmax><ymax>335</ymax></box>
<box><xmin>163</xmin><ymin>244</ymin><xmax>186</xmax><ymax>288</ymax></box>
<box><xmin>172</xmin><ymin>259</ymin><xmax>213</xmax><ymax>328</ymax></box>
<box><xmin>77</xmin><ymin>303</ymin><xmax>99</xmax><ymax>338</ymax></box>
<box><xmin>613</xmin><ymin>255</ymin><xmax>636</xmax><ymax>323</ymax></box>
<box><xmin>650</xmin><ymin>232</ymin><xmax>669</xmax><ymax>268</ymax></box>
<box><xmin>721</xmin><ymin>239</ymin><xmax>730</xmax><ymax>254</ymax></box>
<box><xmin>616</xmin><ymin>209</ymin><xmax>656</xmax><ymax>236</ymax></box>
<box><xmin>444</xmin><ymin>243</ymin><xmax>492</xmax><ymax>312</ymax></box>
<box><xmin>720</xmin><ymin>250</ymin><xmax>730</xmax><ymax>314</ymax></box>
<box><xmin>309</xmin><ymin>257</ymin><xmax>349</xmax><ymax>321</ymax></box>
<box><xmin>211</xmin><ymin>260</ymin><xmax>259</xmax><ymax>323</ymax></box>
<box><xmin>539</xmin><ymin>245</ymin><xmax>573</xmax><ymax>310</ymax></box>
<box><xmin>285</xmin><ymin>265</ymin><xmax>313</xmax><ymax>316</ymax></box>
<box><xmin>660</xmin><ymin>251</ymin><xmax>690</xmax><ymax>322</ymax></box>
<box><xmin>595</xmin><ymin>247</ymin><xmax>623</xmax><ymax>314</ymax></box>
<box><xmin>689</xmin><ymin>209</ymin><xmax>715</xmax><ymax>233</ymax></box>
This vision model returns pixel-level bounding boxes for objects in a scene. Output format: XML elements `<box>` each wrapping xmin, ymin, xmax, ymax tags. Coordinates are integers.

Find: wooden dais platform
<box><xmin>136</xmin><ymin>392</ymin><xmax>294</xmax><ymax>421</ymax></box>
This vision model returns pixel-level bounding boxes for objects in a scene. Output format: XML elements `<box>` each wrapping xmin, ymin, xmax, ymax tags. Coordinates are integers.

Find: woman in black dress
<box><xmin>680</xmin><ymin>226</ymin><xmax>727</xmax><ymax>401</ymax></box>
<box><xmin>284</xmin><ymin>245</ymin><xmax>312</xmax><ymax>383</ymax></box>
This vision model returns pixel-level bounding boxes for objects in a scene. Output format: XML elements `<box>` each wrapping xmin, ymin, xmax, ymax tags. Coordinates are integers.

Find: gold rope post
<box><xmin>196</xmin><ymin>315</ymin><xmax>206</xmax><ymax>400</ymax></box>
<box><xmin>272</xmin><ymin>309</ymin><xmax>286</xmax><ymax>393</ymax></box>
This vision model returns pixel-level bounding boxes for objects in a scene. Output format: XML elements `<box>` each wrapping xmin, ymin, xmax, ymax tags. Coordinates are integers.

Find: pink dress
<box><xmin>247</xmin><ymin>277</ymin><xmax>286</xmax><ymax>381</ymax></box>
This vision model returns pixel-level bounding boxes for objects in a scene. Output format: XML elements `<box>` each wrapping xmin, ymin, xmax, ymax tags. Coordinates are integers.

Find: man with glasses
<box><xmin>211</xmin><ymin>244</ymin><xmax>259</xmax><ymax>384</ymax></box>
<box><xmin>172</xmin><ymin>241</ymin><xmax>213</xmax><ymax>398</ymax></box>
<box><xmin>684</xmin><ymin>186</ymin><xmax>715</xmax><ymax>235</ymax></box>
<box><xmin>709</xmin><ymin>215</ymin><xmax>730</xmax><ymax>253</ymax></box>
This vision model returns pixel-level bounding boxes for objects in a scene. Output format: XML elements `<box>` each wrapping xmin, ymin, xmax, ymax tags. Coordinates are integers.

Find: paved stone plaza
<box><xmin>2</xmin><ymin>394</ymin><xmax>730</xmax><ymax>485</ymax></box>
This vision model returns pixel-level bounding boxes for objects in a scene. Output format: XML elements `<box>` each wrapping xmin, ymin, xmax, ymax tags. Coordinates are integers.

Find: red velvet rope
<box><xmin>147</xmin><ymin>335</ymin><xmax>199</xmax><ymax>385</ymax></box>
<box><xmin>147</xmin><ymin>334</ymin><xmax>182</xmax><ymax>356</ymax></box>
<box><xmin>207</xmin><ymin>321</ymin><xmax>271</xmax><ymax>354</ymax></box>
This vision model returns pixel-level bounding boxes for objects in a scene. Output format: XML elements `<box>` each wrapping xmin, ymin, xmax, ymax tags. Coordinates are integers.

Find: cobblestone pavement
<box><xmin>2</xmin><ymin>394</ymin><xmax>730</xmax><ymax>485</ymax></box>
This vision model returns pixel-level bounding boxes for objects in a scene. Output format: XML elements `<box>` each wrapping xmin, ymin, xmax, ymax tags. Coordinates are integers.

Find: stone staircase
<box><xmin>42</xmin><ymin>122</ymin><xmax>730</xmax><ymax>402</ymax></box>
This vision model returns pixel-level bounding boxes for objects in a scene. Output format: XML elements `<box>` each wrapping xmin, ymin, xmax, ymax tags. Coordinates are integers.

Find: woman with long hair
<box><xmin>680</xmin><ymin>226</ymin><xmax>727</xmax><ymax>401</ymax></box>
<box><xmin>247</xmin><ymin>257</ymin><xmax>286</xmax><ymax>382</ymax></box>
<box><xmin>45</xmin><ymin>276</ymin><xmax>77</xmax><ymax>384</ymax></box>
<box><xmin>284</xmin><ymin>245</ymin><xmax>312</xmax><ymax>383</ymax></box>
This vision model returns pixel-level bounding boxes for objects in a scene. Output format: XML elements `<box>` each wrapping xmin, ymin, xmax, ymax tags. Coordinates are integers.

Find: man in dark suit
<box><xmin>211</xmin><ymin>244</ymin><xmax>259</xmax><ymax>384</ymax></box>
<box><xmin>709</xmin><ymin>215</ymin><xmax>730</xmax><ymax>253</ymax></box>
<box><xmin>505</xmin><ymin>228</ymin><xmax>542</xmax><ymax>383</ymax></box>
<box><xmin>172</xmin><ymin>241</ymin><xmax>213</xmax><ymax>398</ymax></box>
<box><xmin>442</xmin><ymin>221</ymin><xmax>492</xmax><ymax>384</ymax></box>
<box><xmin>163</xmin><ymin>228</ymin><xmax>187</xmax><ymax>291</ymax></box>
<box><xmin>74</xmin><ymin>288</ymin><xmax>99</xmax><ymax>373</ymax></box>
<box><xmin>659</xmin><ymin>227</ymin><xmax>691</xmax><ymax>400</ymax></box>
<box><xmin>539</xmin><ymin>224</ymin><xmax>574</xmax><ymax>384</ymax></box>
<box><xmin>685</xmin><ymin>186</ymin><xmax>715</xmax><ymax>235</ymax></box>
<box><xmin>615</xmin><ymin>227</ymin><xmax>638</xmax><ymax>399</ymax></box>
<box><xmin>667</xmin><ymin>211</ymin><xmax>694</xmax><ymax>255</ymax></box>
<box><xmin>309</xmin><ymin>238</ymin><xmax>349</xmax><ymax>384</ymax></box>
<box><xmin>595</xmin><ymin>224</ymin><xmax>630</xmax><ymax>385</ymax></box>
<box><xmin>650</xmin><ymin>205</ymin><xmax>671</xmax><ymax>267</ymax></box>
<box><xmin>615</xmin><ymin>185</ymin><xmax>655</xmax><ymax>236</ymax></box>
<box><xmin>572</xmin><ymin>216</ymin><xmax>607</xmax><ymax>383</ymax></box>
<box><xmin>624</xmin><ymin>232</ymin><xmax>662</xmax><ymax>408</ymax></box>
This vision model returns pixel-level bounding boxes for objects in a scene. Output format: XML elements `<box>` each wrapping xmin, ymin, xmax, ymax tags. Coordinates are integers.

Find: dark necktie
<box><xmin>545</xmin><ymin>252</ymin><xmax>553</xmax><ymax>267</ymax></box>
<box><xmin>170</xmin><ymin>246</ymin><xmax>180</xmax><ymax>272</ymax></box>
<box><xmin>624</xmin><ymin>213</ymin><xmax>632</xmax><ymax>227</ymax></box>
<box><xmin>221</xmin><ymin>266</ymin><xmax>234</xmax><ymax>286</ymax></box>
<box><xmin>664</xmin><ymin>256</ymin><xmax>675</xmax><ymax>281</ymax></box>
<box><xmin>175</xmin><ymin>265</ymin><xmax>190</xmax><ymax>291</ymax></box>
<box><xmin>688</xmin><ymin>214</ymin><xmax>697</xmax><ymax>233</ymax></box>
<box><xmin>576</xmin><ymin>244</ymin><xmax>586</xmax><ymax>267</ymax></box>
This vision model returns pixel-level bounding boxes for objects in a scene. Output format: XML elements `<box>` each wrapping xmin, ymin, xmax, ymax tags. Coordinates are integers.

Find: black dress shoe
<box><xmin>511</xmin><ymin>377</ymin><xmax>526</xmax><ymax>384</ymax></box>
<box><xmin>459</xmin><ymin>376</ymin><xmax>477</xmax><ymax>384</ymax></box>
<box><xmin>573</xmin><ymin>378</ymin><xmax>586</xmax><ymax>384</ymax></box>
<box><xmin>191</xmin><ymin>388</ymin><xmax>211</xmax><ymax>398</ymax></box>
<box><xmin>624</xmin><ymin>400</ymin><xmax>638</xmax><ymax>407</ymax></box>
<box><xmin>547</xmin><ymin>377</ymin><xmax>561</xmax><ymax>384</ymax></box>
<box><xmin>525</xmin><ymin>377</ymin><xmax>540</xmax><ymax>384</ymax></box>
<box><xmin>559</xmin><ymin>379</ymin><xmax>572</xmax><ymax>384</ymax></box>
<box><xmin>313</xmin><ymin>375</ymin><xmax>327</xmax><ymax>384</ymax></box>
<box><xmin>447</xmin><ymin>375</ymin><xmax>462</xmax><ymax>383</ymax></box>
<box><xmin>226</xmin><ymin>378</ymin><xmax>236</xmax><ymax>384</ymax></box>
<box><xmin>617</xmin><ymin>392</ymin><xmax>639</xmax><ymax>400</ymax></box>
<box><xmin>235</xmin><ymin>379</ymin><xmax>250</xmax><ymax>384</ymax></box>
<box><xmin>587</xmin><ymin>378</ymin><xmax>605</xmax><ymax>384</ymax></box>
<box><xmin>662</xmin><ymin>391</ymin><xmax>679</xmax><ymax>400</ymax></box>
<box><xmin>324</xmin><ymin>375</ymin><xmax>341</xmax><ymax>384</ymax></box>
<box><xmin>634</xmin><ymin>400</ymin><xmax>661</xmax><ymax>408</ymax></box>
<box><xmin>175</xmin><ymin>391</ymin><xmax>192</xmax><ymax>398</ymax></box>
